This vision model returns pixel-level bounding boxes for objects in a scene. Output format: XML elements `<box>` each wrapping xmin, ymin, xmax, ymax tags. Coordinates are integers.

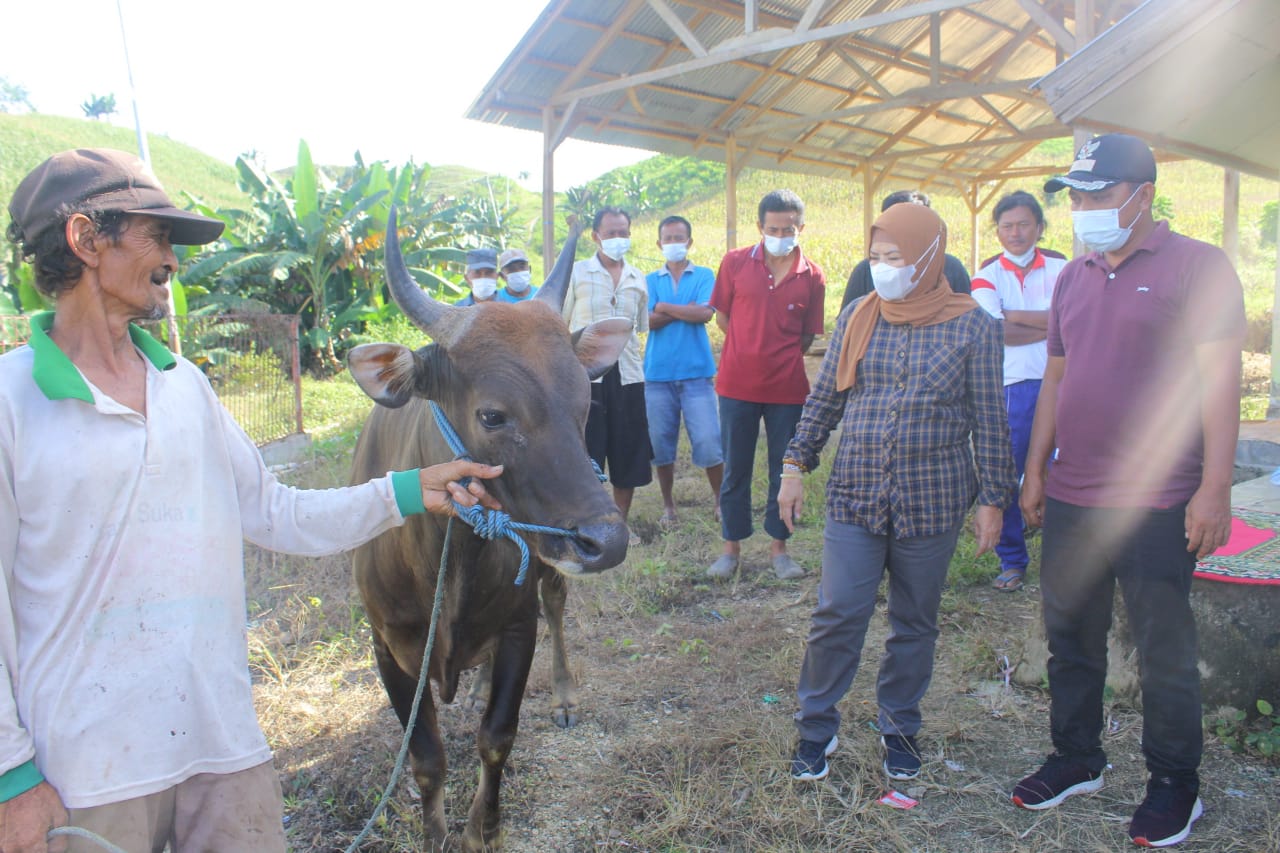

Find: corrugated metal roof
<box><xmin>1035</xmin><ymin>0</ymin><xmax>1279</xmax><ymax>180</ymax></box>
<box><xmin>469</xmin><ymin>0</ymin><xmax>1145</xmax><ymax>189</ymax></box>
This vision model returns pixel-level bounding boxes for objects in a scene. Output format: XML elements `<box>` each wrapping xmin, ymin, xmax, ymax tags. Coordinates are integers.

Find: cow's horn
<box><xmin>533</xmin><ymin>215</ymin><xmax>584</xmax><ymax>310</ymax></box>
<box><xmin>384</xmin><ymin>207</ymin><xmax>466</xmax><ymax>349</ymax></box>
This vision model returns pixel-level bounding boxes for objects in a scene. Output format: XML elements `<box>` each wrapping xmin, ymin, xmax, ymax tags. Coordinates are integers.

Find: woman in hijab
<box><xmin>779</xmin><ymin>202</ymin><xmax>1015</xmax><ymax>783</ymax></box>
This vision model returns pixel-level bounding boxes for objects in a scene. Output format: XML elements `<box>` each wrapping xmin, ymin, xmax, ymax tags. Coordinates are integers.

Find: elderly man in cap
<box><xmin>0</xmin><ymin>148</ymin><xmax>502</xmax><ymax>852</ymax></box>
<box><xmin>1011</xmin><ymin>134</ymin><xmax>1244</xmax><ymax>849</ymax></box>
<box><xmin>455</xmin><ymin>247</ymin><xmax>500</xmax><ymax>306</ymax></box>
<box><xmin>496</xmin><ymin>248</ymin><xmax>537</xmax><ymax>302</ymax></box>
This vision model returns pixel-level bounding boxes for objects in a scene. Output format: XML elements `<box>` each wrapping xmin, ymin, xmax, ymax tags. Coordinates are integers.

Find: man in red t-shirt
<box><xmin>707</xmin><ymin>190</ymin><xmax>825</xmax><ymax>580</ymax></box>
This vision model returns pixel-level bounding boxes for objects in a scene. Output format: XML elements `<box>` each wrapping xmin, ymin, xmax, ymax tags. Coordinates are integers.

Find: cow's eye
<box><xmin>477</xmin><ymin>409</ymin><xmax>506</xmax><ymax>429</ymax></box>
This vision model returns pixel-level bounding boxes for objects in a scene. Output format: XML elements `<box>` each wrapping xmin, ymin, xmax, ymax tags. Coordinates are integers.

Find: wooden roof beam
<box><xmin>1016</xmin><ymin>0</ymin><xmax>1076</xmax><ymax>52</ymax></box>
<box><xmin>552</xmin><ymin>0</ymin><xmax>647</xmax><ymax>98</ymax></box>
<box><xmin>646</xmin><ymin>0</ymin><xmax>708</xmax><ymax>58</ymax></box>
<box><xmin>550</xmin><ymin>0</ymin><xmax>980</xmax><ymax>106</ymax></box>
<box><xmin>739</xmin><ymin>78</ymin><xmax>1040</xmax><ymax>136</ymax></box>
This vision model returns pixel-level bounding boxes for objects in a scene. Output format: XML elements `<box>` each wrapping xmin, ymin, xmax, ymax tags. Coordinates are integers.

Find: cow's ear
<box><xmin>572</xmin><ymin>317</ymin><xmax>632</xmax><ymax>380</ymax></box>
<box><xmin>348</xmin><ymin>343</ymin><xmax>418</xmax><ymax>408</ymax></box>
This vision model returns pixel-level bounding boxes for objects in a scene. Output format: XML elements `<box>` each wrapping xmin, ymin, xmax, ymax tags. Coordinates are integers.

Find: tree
<box><xmin>182</xmin><ymin>141</ymin><xmax>475</xmax><ymax>373</ymax></box>
<box><xmin>81</xmin><ymin>93</ymin><xmax>116</xmax><ymax>121</ymax></box>
<box><xmin>0</xmin><ymin>77</ymin><xmax>34</xmax><ymax>114</ymax></box>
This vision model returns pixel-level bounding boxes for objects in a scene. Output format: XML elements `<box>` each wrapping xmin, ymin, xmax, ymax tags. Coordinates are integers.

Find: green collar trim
<box><xmin>28</xmin><ymin>311</ymin><xmax>177</xmax><ymax>402</ymax></box>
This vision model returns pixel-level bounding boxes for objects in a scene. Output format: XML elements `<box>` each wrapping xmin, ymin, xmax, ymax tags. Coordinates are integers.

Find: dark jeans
<box><xmin>717</xmin><ymin>396</ymin><xmax>803</xmax><ymax>542</ymax></box>
<box><xmin>1041</xmin><ymin>497</ymin><xmax>1202</xmax><ymax>780</ymax></box>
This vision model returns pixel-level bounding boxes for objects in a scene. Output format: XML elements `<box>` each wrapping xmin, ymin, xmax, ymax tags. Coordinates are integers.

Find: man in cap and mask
<box><xmin>0</xmin><ymin>149</ymin><xmax>500</xmax><ymax>852</ymax></box>
<box><xmin>496</xmin><ymin>248</ymin><xmax>538</xmax><ymax>302</ymax></box>
<box><xmin>1012</xmin><ymin>134</ymin><xmax>1244</xmax><ymax>849</ymax></box>
<box><xmin>456</xmin><ymin>247</ymin><xmax>500</xmax><ymax>306</ymax></box>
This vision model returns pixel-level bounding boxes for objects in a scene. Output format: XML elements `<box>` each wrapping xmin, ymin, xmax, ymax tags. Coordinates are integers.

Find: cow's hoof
<box><xmin>551</xmin><ymin>707</ymin><xmax>579</xmax><ymax>729</ymax></box>
<box><xmin>461</xmin><ymin>822</ymin><xmax>502</xmax><ymax>852</ymax></box>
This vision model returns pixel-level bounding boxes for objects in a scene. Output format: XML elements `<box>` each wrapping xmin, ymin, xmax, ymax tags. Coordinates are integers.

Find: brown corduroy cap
<box><xmin>8</xmin><ymin>148</ymin><xmax>225</xmax><ymax>248</ymax></box>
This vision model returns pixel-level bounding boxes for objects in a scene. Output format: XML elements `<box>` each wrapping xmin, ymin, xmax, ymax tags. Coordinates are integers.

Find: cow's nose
<box><xmin>568</xmin><ymin>518</ymin><xmax>628</xmax><ymax>572</ymax></box>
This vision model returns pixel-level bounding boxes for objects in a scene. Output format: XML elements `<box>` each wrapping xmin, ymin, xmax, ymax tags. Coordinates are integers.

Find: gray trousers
<box><xmin>794</xmin><ymin>518</ymin><xmax>960</xmax><ymax>743</ymax></box>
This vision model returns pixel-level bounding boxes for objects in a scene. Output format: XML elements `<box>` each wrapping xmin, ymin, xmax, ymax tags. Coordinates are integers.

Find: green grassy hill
<box><xmin>0</xmin><ymin>113</ymin><xmax>249</xmax><ymax>212</ymax></box>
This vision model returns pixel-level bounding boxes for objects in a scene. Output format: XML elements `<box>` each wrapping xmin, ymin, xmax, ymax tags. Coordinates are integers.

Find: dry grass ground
<box><xmin>250</xmin><ymin>369</ymin><xmax>1280</xmax><ymax>852</ymax></box>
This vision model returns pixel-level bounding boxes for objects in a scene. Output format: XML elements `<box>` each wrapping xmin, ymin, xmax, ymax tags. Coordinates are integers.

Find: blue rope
<box><xmin>427</xmin><ymin>401</ymin><xmax>603</xmax><ymax>585</ymax></box>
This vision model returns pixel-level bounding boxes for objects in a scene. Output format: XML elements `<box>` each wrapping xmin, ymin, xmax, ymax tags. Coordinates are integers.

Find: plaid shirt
<box><xmin>786</xmin><ymin>302</ymin><xmax>1015</xmax><ymax>538</ymax></box>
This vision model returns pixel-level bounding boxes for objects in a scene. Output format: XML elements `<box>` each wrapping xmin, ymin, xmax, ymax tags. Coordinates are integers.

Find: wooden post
<box><xmin>1269</xmin><ymin>185</ymin><xmax>1280</xmax><ymax>417</ymax></box>
<box><xmin>863</xmin><ymin>169</ymin><xmax>875</xmax><ymax>246</ymax></box>
<box><xmin>1223</xmin><ymin>168</ymin><xmax>1240</xmax><ymax>264</ymax></box>
<box><xmin>726</xmin><ymin>135</ymin><xmax>738</xmax><ymax>250</ymax></box>
<box><xmin>541</xmin><ymin>107</ymin><xmax>557</xmax><ymax>273</ymax></box>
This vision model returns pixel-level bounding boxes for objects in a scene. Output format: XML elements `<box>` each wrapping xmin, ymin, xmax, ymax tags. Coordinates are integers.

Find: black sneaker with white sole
<box><xmin>881</xmin><ymin>734</ymin><xmax>922</xmax><ymax>780</ymax></box>
<box><xmin>1128</xmin><ymin>775</ymin><xmax>1203</xmax><ymax>848</ymax></box>
<box><xmin>1011</xmin><ymin>752</ymin><xmax>1104</xmax><ymax>810</ymax></box>
<box><xmin>790</xmin><ymin>734</ymin><xmax>838</xmax><ymax>781</ymax></box>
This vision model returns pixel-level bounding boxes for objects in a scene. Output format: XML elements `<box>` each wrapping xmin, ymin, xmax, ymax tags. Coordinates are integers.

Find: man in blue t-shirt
<box><xmin>644</xmin><ymin>215</ymin><xmax>723</xmax><ymax>525</ymax></box>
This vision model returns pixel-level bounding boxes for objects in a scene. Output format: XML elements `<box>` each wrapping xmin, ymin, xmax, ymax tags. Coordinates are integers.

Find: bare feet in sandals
<box><xmin>993</xmin><ymin>569</ymin><xmax>1025</xmax><ymax>592</ymax></box>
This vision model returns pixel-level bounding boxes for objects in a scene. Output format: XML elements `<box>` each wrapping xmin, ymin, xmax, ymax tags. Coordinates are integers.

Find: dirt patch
<box><xmin>250</xmin><ymin>454</ymin><xmax>1280</xmax><ymax>852</ymax></box>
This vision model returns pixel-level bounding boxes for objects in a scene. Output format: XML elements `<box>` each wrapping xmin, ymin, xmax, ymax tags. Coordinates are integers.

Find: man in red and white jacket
<box><xmin>970</xmin><ymin>190</ymin><xmax>1067</xmax><ymax>592</ymax></box>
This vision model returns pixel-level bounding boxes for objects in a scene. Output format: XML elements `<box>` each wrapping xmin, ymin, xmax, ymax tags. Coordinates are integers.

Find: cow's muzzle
<box><xmin>537</xmin><ymin>515</ymin><xmax>629</xmax><ymax>575</ymax></box>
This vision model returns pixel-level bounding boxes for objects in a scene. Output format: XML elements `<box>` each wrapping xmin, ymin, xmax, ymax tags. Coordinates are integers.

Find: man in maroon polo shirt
<box><xmin>1012</xmin><ymin>134</ymin><xmax>1244</xmax><ymax>849</ymax></box>
<box><xmin>707</xmin><ymin>189</ymin><xmax>825</xmax><ymax>580</ymax></box>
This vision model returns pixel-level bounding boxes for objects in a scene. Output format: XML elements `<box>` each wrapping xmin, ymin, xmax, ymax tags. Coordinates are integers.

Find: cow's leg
<box><xmin>462</xmin><ymin>620</ymin><xmax>536</xmax><ymax>852</ymax></box>
<box><xmin>539</xmin><ymin>569</ymin><xmax>579</xmax><ymax>728</ymax></box>
<box><xmin>372</xmin><ymin>631</ymin><xmax>448</xmax><ymax>852</ymax></box>
<box><xmin>462</xmin><ymin>658</ymin><xmax>493</xmax><ymax>716</ymax></box>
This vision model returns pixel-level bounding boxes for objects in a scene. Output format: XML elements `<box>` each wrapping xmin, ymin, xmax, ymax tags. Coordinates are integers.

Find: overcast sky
<box><xmin>3</xmin><ymin>0</ymin><xmax>653</xmax><ymax>189</ymax></box>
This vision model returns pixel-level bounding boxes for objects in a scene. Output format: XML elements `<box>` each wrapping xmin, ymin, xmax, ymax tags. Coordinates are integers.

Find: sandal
<box><xmin>992</xmin><ymin>569</ymin><xmax>1025</xmax><ymax>592</ymax></box>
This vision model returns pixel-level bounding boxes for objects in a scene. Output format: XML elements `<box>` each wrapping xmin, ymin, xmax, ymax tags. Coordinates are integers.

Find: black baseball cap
<box><xmin>1044</xmin><ymin>133</ymin><xmax>1157</xmax><ymax>193</ymax></box>
<box><xmin>8</xmin><ymin>148</ymin><xmax>225</xmax><ymax>248</ymax></box>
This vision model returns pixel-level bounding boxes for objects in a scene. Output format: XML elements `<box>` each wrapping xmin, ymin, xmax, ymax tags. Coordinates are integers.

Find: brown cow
<box><xmin>346</xmin><ymin>211</ymin><xmax>632</xmax><ymax>851</ymax></box>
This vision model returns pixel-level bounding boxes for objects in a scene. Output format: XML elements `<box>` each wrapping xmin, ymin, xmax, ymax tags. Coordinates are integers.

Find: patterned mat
<box><xmin>1194</xmin><ymin>508</ymin><xmax>1280</xmax><ymax>585</ymax></box>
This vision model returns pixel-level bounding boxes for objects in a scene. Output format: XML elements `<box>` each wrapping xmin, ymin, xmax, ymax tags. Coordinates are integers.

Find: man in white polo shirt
<box><xmin>0</xmin><ymin>148</ymin><xmax>500</xmax><ymax>852</ymax></box>
<box><xmin>970</xmin><ymin>190</ymin><xmax>1067</xmax><ymax>592</ymax></box>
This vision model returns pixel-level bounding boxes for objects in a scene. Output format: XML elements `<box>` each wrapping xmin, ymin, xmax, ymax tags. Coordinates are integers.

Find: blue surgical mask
<box><xmin>763</xmin><ymin>234</ymin><xmax>797</xmax><ymax>257</ymax></box>
<box><xmin>870</xmin><ymin>263</ymin><xmax>918</xmax><ymax>302</ymax></box>
<box><xmin>1072</xmin><ymin>185</ymin><xmax>1143</xmax><ymax>253</ymax></box>
<box><xmin>1002</xmin><ymin>247</ymin><xmax>1037</xmax><ymax>267</ymax></box>
<box><xmin>600</xmin><ymin>237</ymin><xmax>630</xmax><ymax>261</ymax></box>
<box><xmin>661</xmin><ymin>242</ymin><xmax>689</xmax><ymax>263</ymax></box>
<box><xmin>504</xmin><ymin>270</ymin><xmax>532</xmax><ymax>293</ymax></box>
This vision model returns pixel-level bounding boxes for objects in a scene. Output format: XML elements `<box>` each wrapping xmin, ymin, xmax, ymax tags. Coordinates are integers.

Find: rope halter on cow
<box><xmin>427</xmin><ymin>400</ymin><xmax>607</xmax><ymax>586</ymax></box>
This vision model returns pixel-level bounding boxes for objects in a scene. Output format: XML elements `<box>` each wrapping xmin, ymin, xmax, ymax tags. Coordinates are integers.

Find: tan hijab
<box><xmin>835</xmin><ymin>203</ymin><xmax>978</xmax><ymax>391</ymax></box>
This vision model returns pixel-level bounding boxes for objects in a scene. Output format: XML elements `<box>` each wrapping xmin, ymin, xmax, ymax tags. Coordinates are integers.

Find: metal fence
<box><xmin>0</xmin><ymin>313</ymin><xmax>303</xmax><ymax>446</ymax></box>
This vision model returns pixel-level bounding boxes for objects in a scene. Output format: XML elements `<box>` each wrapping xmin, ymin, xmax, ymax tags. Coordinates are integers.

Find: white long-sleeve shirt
<box><xmin>0</xmin><ymin>315</ymin><xmax>418</xmax><ymax>808</ymax></box>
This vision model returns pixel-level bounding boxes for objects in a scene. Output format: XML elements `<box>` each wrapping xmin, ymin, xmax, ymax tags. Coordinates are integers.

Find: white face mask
<box><xmin>661</xmin><ymin>242</ymin><xmax>689</xmax><ymax>263</ymax></box>
<box><xmin>599</xmin><ymin>237</ymin><xmax>630</xmax><ymax>261</ymax></box>
<box><xmin>870</xmin><ymin>263</ymin><xmax>919</xmax><ymax>302</ymax></box>
<box><xmin>763</xmin><ymin>234</ymin><xmax>797</xmax><ymax>257</ymax></box>
<box><xmin>1002</xmin><ymin>247</ymin><xmax>1037</xmax><ymax>267</ymax></box>
<box><xmin>870</xmin><ymin>232</ymin><xmax>940</xmax><ymax>302</ymax></box>
<box><xmin>470</xmin><ymin>277</ymin><xmax>498</xmax><ymax>300</ymax></box>
<box><xmin>1071</xmin><ymin>184</ymin><xmax>1143</xmax><ymax>253</ymax></box>
<box><xmin>504</xmin><ymin>270</ymin><xmax>532</xmax><ymax>293</ymax></box>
